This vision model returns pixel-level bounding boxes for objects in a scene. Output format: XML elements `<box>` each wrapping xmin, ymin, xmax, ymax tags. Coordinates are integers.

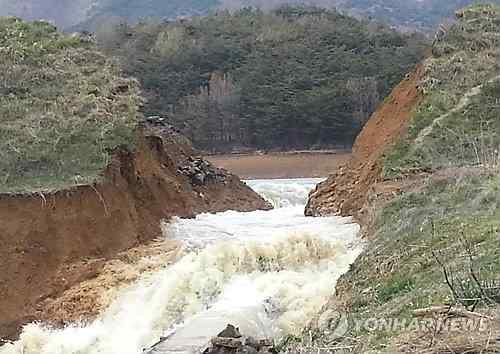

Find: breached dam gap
<box><xmin>0</xmin><ymin>179</ymin><xmax>362</xmax><ymax>354</ymax></box>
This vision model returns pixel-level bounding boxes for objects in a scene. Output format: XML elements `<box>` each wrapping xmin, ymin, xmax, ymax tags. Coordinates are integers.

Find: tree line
<box><xmin>98</xmin><ymin>6</ymin><xmax>426</xmax><ymax>152</ymax></box>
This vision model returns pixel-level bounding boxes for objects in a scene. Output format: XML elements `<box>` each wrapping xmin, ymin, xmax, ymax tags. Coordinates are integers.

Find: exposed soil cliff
<box><xmin>302</xmin><ymin>7</ymin><xmax>500</xmax><ymax>353</ymax></box>
<box><xmin>305</xmin><ymin>64</ymin><xmax>425</xmax><ymax>220</ymax></box>
<box><xmin>0</xmin><ymin>120</ymin><xmax>271</xmax><ymax>340</ymax></box>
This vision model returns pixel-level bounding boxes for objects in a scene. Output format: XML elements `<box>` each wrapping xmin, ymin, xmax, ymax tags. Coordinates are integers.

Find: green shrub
<box><xmin>378</xmin><ymin>275</ymin><xmax>415</xmax><ymax>303</ymax></box>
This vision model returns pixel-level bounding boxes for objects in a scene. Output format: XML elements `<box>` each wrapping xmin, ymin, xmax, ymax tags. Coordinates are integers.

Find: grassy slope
<box><xmin>0</xmin><ymin>18</ymin><xmax>142</xmax><ymax>193</ymax></box>
<box><xmin>334</xmin><ymin>173</ymin><xmax>500</xmax><ymax>351</ymax></box>
<box><xmin>286</xmin><ymin>5</ymin><xmax>500</xmax><ymax>353</ymax></box>
<box><xmin>384</xmin><ymin>4</ymin><xmax>500</xmax><ymax>176</ymax></box>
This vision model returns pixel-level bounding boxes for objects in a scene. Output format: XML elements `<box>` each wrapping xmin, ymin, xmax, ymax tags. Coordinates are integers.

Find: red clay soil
<box><xmin>305</xmin><ymin>65</ymin><xmax>425</xmax><ymax>219</ymax></box>
<box><xmin>0</xmin><ymin>126</ymin><xmax>271</xmax><ymax>340</ymax></box>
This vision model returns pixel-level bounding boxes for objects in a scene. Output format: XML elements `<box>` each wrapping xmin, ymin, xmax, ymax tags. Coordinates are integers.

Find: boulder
<box><xmin>217</xmin><ymin>324</ymin><xmax>242</xmax><ymax>338</ymax></box>
<box><xmin>211</xmin><ymin>337</ymin><xmax>243</xmax><ymax>349</ymax></box>
<box><xmin>203</xmin><ymin>324</ymin><xmax>275</xmax><ymax>354</ymax></box>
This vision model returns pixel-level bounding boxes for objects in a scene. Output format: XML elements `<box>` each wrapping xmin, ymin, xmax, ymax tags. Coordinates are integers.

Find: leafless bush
<box><xmin>432</xmin><ymin>223</ymin><xmax>500</xmax><ymax>309</ymax></box>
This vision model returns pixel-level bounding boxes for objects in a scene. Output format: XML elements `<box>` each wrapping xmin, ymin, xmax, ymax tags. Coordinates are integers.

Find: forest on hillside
<box><xmin>98</xmin><ymin>7</ymin><xmax>425</xmax><ymax>152</ymax></box>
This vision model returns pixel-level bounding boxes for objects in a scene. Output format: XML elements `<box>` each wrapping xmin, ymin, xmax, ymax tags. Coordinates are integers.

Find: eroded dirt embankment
<box><xmin>0</xmin><ymin>122</ymin><xmax>271</xmax><ymax>340</ymax></box>
<box><xmin>305</xmin><ymin>65</ymin><xmax>425</xmax><ymax>221</ymax></box>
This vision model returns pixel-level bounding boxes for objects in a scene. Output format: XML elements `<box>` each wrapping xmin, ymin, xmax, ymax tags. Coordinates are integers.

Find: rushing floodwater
<box><xmin>0</xmin><ymin>178</ymin><xmax>362</xmax><ymax>354</ymax></box>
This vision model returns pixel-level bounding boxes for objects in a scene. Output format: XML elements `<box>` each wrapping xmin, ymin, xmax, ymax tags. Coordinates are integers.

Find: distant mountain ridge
<box><xmin>337</xmin><ymin>0</ymin><xmax>500</xmax><ymax>32</ymax></box>
<box><xmin>1</xmin><ymin>0</ymin><xmax>500</xmax><ymax>32</ymax></box>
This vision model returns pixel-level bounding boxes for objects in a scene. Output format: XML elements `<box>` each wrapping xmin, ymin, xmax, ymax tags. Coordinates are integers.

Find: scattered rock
<box><xmin>258</xmin><ymin>339</ymin><xmax>274</xmax><ymax>348</ymax></box>
<box><xmin>142</xmin><ymin>116</ymin><xmax>236</xmax><ymax>186</ymax></box>
<box><xmin>211</xmin><ymin>337</ymin><xmax>243</xmax><ymax>349</ymax></box>
<box><xmin>178</xmin><ymin>156</ymin><xmax>228</xmax><ymax>186</ymax></box>
<box><xmin>203</xmin><ymin>324</ymin><xmax>275</xmax><ymax>354</ymax></box>
<box><xmin>217</xmin><ymin>324</ymin><xmax>242</xmax><ymax>338</ymax></box>
<box><xmin>245</xmin><ymin>337</ymin><xmax>260</xmax><ymax>349</ymax></box>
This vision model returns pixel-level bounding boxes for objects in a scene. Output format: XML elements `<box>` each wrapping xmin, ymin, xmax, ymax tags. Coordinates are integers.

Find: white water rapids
<box><xmin>0</xmin><ymin>178</ymin><xmax>362</xmax><ymax>354</ymax></box>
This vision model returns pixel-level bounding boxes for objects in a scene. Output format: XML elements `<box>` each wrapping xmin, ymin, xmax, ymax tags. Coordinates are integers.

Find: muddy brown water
<box><xmin>207</xmin><ymin>152</ymin><xmax>350</xmax><ymax>179</ymax></box>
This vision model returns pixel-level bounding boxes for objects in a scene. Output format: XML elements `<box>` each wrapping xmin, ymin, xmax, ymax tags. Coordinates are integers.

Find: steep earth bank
<box><xmin>305</xmin><ymin>64</ymin><xmax>425</xmax><ymax>221</ymax></box>
<box><xmin>302</xmin><ymin>6</ymin><xmax>500</xmax><ymax>352</ymax></box>
<box><xmin>0</xmin><ymin>120</ymin><xmax>271</xmax><ymax>340</ymax></box>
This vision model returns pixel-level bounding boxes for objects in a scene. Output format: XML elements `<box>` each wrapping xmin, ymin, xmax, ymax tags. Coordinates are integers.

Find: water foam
<box><xmin>0</xmin><ymin>179</ymin><xmax>361</xmax><ymax>354</ymax></box>
<box><xmin>246</xmin><ymin>178</ymin><xmax>323</xmax><ymax>208</ymax></box>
